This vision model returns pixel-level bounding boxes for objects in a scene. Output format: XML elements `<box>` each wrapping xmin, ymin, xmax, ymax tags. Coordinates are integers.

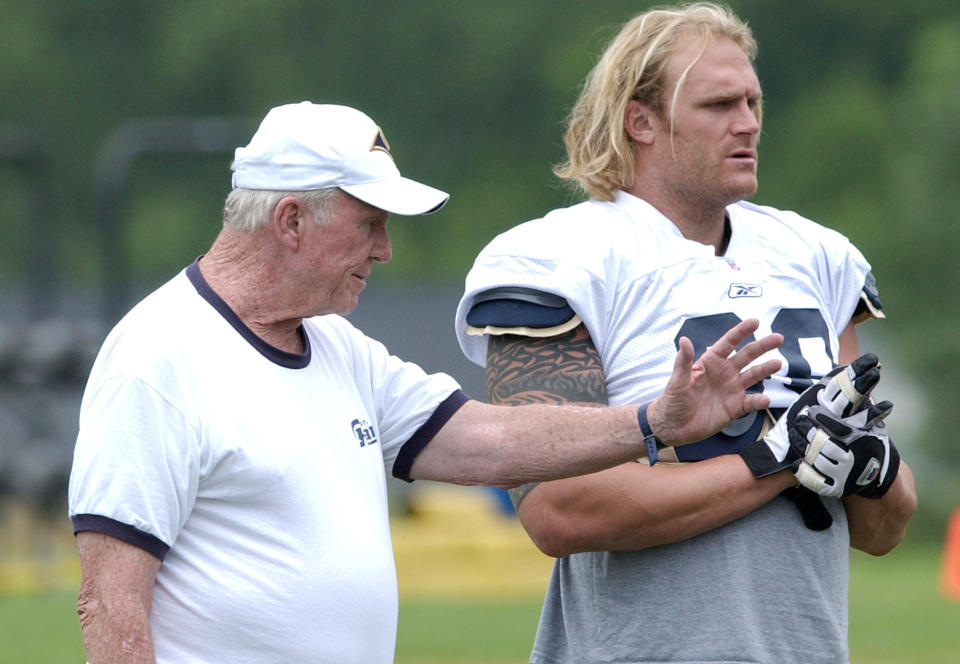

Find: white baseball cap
<box><xmin>231</xmin><ymin>102</ymin><xmax>449</xmax><ymax>216</ymax></box>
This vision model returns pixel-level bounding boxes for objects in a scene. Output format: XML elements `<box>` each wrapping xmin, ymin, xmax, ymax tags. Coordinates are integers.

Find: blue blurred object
<box><xmin>486</xmin><ymin>486</ymin><xmax>516</xmax><ymax>516</ymax></box>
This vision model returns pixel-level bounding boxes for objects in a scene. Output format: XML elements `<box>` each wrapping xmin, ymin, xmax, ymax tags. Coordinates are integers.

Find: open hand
<box><xmin>647</xmin><ymin>318</ymin><xmax>782</xmax><ymax>447</ymax></box>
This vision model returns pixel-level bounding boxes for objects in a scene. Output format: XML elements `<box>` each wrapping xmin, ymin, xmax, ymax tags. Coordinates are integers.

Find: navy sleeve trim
<box><xmin>72</xmin><ymin>514</ymin><xmax>170</xmax><ymax>561</ymax></box>
<box><xmin>392</xmin><ymin>389</ymin><xmax>471</xmax><ymax>483</ymax></box>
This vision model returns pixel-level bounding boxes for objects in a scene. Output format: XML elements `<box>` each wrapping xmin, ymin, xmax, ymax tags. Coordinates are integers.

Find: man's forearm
<box><xmin>845</xmin><ymin>461</ymin><xmax>917</xmax><ymax>555</ymax></box>
<box><xmin>76</xmin><ymin>532</ymin><xmax>161</xmax><ymax>664</ymax></box>
<box><xmin>516</xmin><ymin>454</ymin><xmax>796</xmax><ymax>557</ymax></box>
<box><xmin>78</xmin><ymin>582</ymin><xmax>156</xmax><ymax>664</ymax></box>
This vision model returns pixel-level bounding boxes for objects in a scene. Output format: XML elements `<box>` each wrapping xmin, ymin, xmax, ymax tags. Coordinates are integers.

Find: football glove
<box><xmin>739</xmin><ymin>353</ymin><xmax>881</xmax><ymax>479</ymax></box>
<box><xmin>816</xmin><ymin>353</ymin><xmax>881</xmax><ymax>417</ymax></box>
<box><xmin>792</xmin><ymin>402</ymin><xmax>900</xmax><ymax>499</ymax></box>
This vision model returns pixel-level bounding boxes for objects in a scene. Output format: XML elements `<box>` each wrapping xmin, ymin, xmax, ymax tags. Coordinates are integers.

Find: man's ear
<box><xmin>624</xmin><ymin>100</ymin><xmax>656</xmax><ymax>145</ymax></box>
<box><xmin>271</xmin><ymin>196</ymin><xmax>307</xmax><ymax>250</ymax></box>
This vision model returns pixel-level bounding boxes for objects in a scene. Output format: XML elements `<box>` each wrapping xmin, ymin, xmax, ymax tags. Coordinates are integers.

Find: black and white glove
<box><xmin>739</xmin><ymin>353</ymin><xmax>881</xmax><ymax>479</ymax></box>
<box><xmin>814</xmin><ymin>353</ymin><xmax>882</xmax><ymax>418</ymax></box>
<box><xmin>792</xmin><ymin>402</ymin><xmax>900</xmax><ymax>499</ymax></box>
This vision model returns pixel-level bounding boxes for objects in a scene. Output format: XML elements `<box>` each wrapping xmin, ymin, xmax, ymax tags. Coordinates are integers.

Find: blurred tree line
<box><xmin>0</xmin><ymin>0</ymin><xmax>957</xmax><ymax>536</ymax></box>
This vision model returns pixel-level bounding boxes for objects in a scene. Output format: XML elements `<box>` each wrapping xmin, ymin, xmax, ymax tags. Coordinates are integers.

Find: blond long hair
<box><xmin>555</xmin><ymin>3</ymin><xmax>758</xmax><ymax>201</ymax></box>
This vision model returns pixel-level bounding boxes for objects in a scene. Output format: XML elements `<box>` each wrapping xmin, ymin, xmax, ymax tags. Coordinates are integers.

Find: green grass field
<box><xmin>2</xmin><ymin>543</ymin><xmax>957</xmax><ymax>663</ymax></box>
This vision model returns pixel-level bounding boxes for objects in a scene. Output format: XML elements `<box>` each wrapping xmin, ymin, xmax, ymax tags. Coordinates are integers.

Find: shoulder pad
<box><xmin>465</xmin><ymin>287</ymin><xmax>580</xmax><ymax>338</ymax></box>
<box><xmin>852</xmin><ymin>272</ymin><xmax>884</xmax><ymax>323</ymax></box>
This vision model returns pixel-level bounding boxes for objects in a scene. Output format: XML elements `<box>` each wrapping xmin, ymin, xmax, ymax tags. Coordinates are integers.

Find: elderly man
<box><xmin>68</xmin><ymin>101</ymin><xmax>784</xmax><ymax>663</ymax></box>
<box><xmin>455</xmin><ymin>4</ymin><xmax>917</xmax><ymax>663</ymax></box>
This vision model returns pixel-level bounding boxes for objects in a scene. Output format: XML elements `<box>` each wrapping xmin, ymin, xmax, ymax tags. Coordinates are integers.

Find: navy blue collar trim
<box><xmin>186</xmin><ymin>259</ymin><xmax>311</xmax><ymax>369</ymax></box>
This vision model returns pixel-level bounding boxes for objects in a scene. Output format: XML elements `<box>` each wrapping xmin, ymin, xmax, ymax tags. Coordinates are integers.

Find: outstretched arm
<box><xmin>409</xmin><ymin>317</ymin><xmax>782</xmax><ymax>488</ymax></box>
<box><xmin>469</xmin><ymin>322</ymin><xmax>792</xmax><ymax>556</ymax></box>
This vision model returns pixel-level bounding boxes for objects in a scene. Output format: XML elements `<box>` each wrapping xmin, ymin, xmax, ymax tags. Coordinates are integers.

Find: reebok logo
<box><xmin>728</xmin><ymin>283</ymin><xmax>762</xmax><ymax>298</ymax></box>
<box><xmin>351</xmin><ymin>418</ymin><xmax>379</xmax><ymax>448</ymax></box>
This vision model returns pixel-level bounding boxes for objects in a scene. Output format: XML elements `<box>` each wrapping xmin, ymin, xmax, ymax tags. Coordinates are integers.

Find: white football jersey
<box><xmin>456</xmin><ymin>190</ymin><xmax>876</xmax><ymax>662</ymax></box>
<box><xmin>457</xmin><ymin>190</ymin><xmax>871</xmax><ymax>426</ymax></box>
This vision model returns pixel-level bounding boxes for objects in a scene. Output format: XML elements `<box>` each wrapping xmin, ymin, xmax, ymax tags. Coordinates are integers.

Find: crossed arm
<box><xmin>489</xmin><ymin>322</ymin><xmax>916</xmax><ymax>558</ymax></box>
<box><xmin>834</xmin><ymin>326</ymin><xmax>917</xmax><ymax>554</ymax></box>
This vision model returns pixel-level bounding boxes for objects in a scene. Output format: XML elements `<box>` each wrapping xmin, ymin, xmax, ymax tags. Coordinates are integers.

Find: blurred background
<box><xmin>1</xmin><ymin>0</ymin><xmax>959</xmax><ymax>660</ymax></box>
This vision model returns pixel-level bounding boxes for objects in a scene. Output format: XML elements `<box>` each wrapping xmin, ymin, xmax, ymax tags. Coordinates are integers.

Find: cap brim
<box><xmin>340</xmin><ymin>177</ymin><xmax>449</xmax><ymax>216</ymax></box>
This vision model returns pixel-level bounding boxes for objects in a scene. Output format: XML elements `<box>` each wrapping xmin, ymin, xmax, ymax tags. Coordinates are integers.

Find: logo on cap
<box><xmin>371</xmin><ymin>127</ymin><xmax>392</xmax><ymax>156</ymax></box>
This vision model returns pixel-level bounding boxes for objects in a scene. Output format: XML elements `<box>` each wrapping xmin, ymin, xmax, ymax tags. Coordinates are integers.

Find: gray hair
<box><xmin>222</xmin><ymin>187</ymin><xmax>343</xmax><ymax>232</ymax></box>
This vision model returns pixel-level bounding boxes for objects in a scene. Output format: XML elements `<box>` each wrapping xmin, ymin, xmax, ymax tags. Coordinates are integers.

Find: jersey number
<box><xmin>668</xmin><ymin>309</ymin><xmax>834</xmax><ymax>461</ymax></box>
<box><xmin>674</xmin><ymin>309</ymin><xmax>834</xmax><ymax>395</ymax></box>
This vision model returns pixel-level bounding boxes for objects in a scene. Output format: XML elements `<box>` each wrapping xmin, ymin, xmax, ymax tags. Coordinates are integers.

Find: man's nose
<box><xmin>372</xmin><ymin>225</ymin><xmax>392</xmax><ymax>264</ymax></box>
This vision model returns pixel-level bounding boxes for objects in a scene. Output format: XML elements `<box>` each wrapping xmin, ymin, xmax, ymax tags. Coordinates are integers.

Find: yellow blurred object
<box><xmin>392</xmin><ymin>484</ymin><xmax>553</xmax><ymax>599</ymax></box>
<box><xmin>0</xmin><ymin>499</ymin><xmax>80</xmax><ymax>595</ymax></box>
<box><xmin>0</xmin><ymin>486</ymin><xmax>556</xmax><ymax>599</ymax></box>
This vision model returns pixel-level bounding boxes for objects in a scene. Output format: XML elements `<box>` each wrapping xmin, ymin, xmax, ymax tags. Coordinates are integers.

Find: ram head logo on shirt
<box><xmin>351</xmin><ymin>418</ymin><xmax>379</xmax><ymax>447</ymax></box>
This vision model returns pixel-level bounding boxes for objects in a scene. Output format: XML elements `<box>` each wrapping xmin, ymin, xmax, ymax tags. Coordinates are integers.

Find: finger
<box><xmin>849</xmin><ymin>353</ymin><xmax>879</xmax><ymax>376</ymax></box>
<box><xmin>801</xmin><ymin>420</ymin><xmax>832</xmax><ymax>464</ymax></box>
<box><xmin>846</xmin><ymin>400</ymin><xmax>894</xmax><ymax>429</ymax></box>
<box><xmin>807</xmin><ymin>405</ymin><xmax>855</xmax><ymax>439</ymax></box>
<box><xmin>740</xmin><ymin>392</ymin><xmax>772</xmax><ymax>413</ymax></box>
<box><xmin>708</xmin><ymin>317</ymin><xmax>761</xmax><ymax>358</ymax></box>
<box><xmin>811</xmin><ymin>438</ymin><xmax>851</xmax><ymax>469</ymax></box>
<box><xmin>737</xmin><ymin>358</ymin><xmax>783</xmax><ymax>388</ymax></box>
<box><xmin>730</xmin><ymin>332</ymin><xmax>784</xmax><ymax>370</ymax></box>
<box><xmin>873</xmin><ymin>399</ymin><xmax>893</xmax><ymax>412</ymax></box>
<box><xmin>850</xmin><ymin>366</ymin><xmax>880</xmax><ymax>399</ymax></box>
<box><xmin>870</xmin><ymin>400</ymin><xmax>894</xmax><ymax>421</ymax></box>
<box><xmin>670</xmin><ymin>336</ymin><xmax>695</xmax><ymax>386</ymax></box>
<box><xmin>795</xmin><ymin>461</ymin><xmax>827</xmax><ymax>493</ymax></box>
<box><xmin>830</xmin><ymin>366</ymin><xmax>878</xmax><ymax>409</ymax></box>
<box><xmin>828</xmin><ymin>355</ymin><xmax>879</xmax><ymax>407</ymax></box>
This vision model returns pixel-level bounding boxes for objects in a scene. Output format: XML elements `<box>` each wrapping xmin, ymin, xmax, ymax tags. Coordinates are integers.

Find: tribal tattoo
<box><xmin>485</xmin><ymin>323</ymin><xmax>608</xmax><ymax>509</ymax></box>
<box><xmin>485</xmin><ymin>324</ymin><xmax>609</xmax><ymax>406</ymax></box>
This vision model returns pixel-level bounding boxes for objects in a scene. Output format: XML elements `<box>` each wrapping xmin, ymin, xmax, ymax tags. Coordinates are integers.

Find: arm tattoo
<box><xmin>487</xmin><ymin>323</ymin><xmax>608</xmax><ymax>509</ymax></box>
<box><xmin>485</xmin><ymin>324</ymin><xmax>608</xmax><ymax>406</ymax></box>
<box><xmin>508</xmin><ymin>482</ymin><xmax>539</xmax><ymax>510</ymax></box>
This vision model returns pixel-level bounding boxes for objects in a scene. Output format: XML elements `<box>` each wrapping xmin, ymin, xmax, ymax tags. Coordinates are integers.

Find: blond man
<box><xmin>456</xmin><ymin>4</ymin><xmax>916</xmax><ymax>662</ymax></box>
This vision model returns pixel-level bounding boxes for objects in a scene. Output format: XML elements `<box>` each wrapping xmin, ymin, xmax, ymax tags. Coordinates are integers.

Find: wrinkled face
<box><xmin>299</xmin><ymin>192</ymin><xmax>391</xmax><ymax>316</ymax></box>
<box><xmin>653</xmin><ymin>35</ymin><xmax>762</xmax><ymax>211</ymax></box>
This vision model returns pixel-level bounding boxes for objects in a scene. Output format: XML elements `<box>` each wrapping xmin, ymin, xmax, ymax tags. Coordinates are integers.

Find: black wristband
<box><xmin>637</xmin><ymin>402</ymin><xmax>662</xmax><ymax>466</ymax></box>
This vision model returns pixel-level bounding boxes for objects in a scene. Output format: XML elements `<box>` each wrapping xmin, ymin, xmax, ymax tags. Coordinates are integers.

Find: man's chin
<box><xmin>728</xmin><ymin>179</ymin><xmax>759</xmax><ymax>204</ymax></box>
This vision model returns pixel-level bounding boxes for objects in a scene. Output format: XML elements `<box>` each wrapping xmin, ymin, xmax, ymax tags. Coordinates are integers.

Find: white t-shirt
<box><xmin>69</xmin><ymin>261</ymin><xmax>464</xmax><ymax>664</ymax></box>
